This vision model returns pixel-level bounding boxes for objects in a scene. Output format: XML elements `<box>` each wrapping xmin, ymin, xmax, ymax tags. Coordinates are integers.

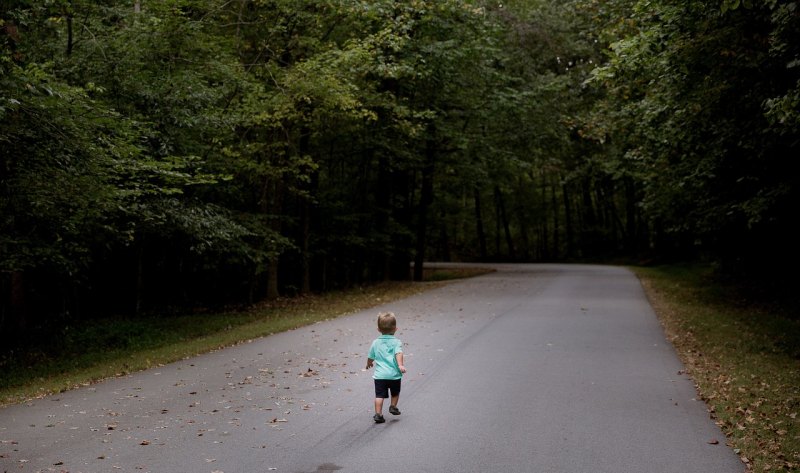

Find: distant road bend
<box><xmin>0</xmin><ymin>264</ymin><xmax>743</xmax><ymax>473</ymax></box>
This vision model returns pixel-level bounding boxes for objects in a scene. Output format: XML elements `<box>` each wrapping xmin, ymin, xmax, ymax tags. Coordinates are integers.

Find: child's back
<box><xmin>366</xmin><ymin>312</ymin><xmax>406</xmax><ymax>423</ymax></box>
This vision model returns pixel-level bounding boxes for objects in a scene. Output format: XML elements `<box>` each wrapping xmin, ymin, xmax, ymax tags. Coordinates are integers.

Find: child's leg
<box><xmin>388</xmin><ymin>379</ymin><xmax>401</xmax><ymax>415</ymax></box>
<box><xmin>390</xmin><ymin>379</ymin><xmax>401</xmax><ymax>407</ymax></box>
<box><xmin>374</xmin><ymin>379</ymin><xmax>387</xmax><ymax>414</ymax></box>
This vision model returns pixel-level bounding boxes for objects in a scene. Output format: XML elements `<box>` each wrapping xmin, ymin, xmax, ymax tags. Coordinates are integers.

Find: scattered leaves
<box><xmin>637</xmin><ymin>267</ymin><xmax>800</xmax><ymax>473</ymax></box>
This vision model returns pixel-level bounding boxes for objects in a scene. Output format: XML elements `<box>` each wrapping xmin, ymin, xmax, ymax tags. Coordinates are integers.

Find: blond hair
<box><xmin>377</xmin><ymin>312</ymin><xmax>397</xmax><ymax>334</ymax></box>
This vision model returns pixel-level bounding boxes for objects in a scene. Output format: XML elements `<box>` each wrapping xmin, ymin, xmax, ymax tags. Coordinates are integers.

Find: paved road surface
<box><xmin>0</xmin><ymin>264</ymin><xmax>743</xmax><ymax>473</ymax></box>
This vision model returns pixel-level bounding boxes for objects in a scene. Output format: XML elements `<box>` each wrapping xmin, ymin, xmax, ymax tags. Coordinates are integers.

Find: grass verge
<box><xmin>0</xmin><ymin>267</ymin><xmax>493</xmax><ymax>408</ymax></box>
<box><xmin>633</xmin><ymin>264</ymin><xmax>799</xmax><ymax>472</ymax></box>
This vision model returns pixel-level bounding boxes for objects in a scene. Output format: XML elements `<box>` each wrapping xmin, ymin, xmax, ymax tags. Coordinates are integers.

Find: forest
<box><xmin>2</xmin><ymin>0</ymin><xmax>798</xmax><ymax>338</ymax></box>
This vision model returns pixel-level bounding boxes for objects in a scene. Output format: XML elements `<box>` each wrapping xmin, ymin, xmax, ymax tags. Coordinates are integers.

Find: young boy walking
<box><xmin>366</xmin><ymin>312</ymin><xmax>406</xmax><ymax>423</ymax></box>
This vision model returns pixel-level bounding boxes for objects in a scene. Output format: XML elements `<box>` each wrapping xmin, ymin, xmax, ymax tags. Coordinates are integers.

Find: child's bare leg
<box><xmin>390</xmin><ymin>393</ymin><xmax>399</xmax><ymax>408</ymax></box>
<box><xmin>374</xmin><ymin>397</ymin><xmax>384</xmax><ymax>414</ymax></box>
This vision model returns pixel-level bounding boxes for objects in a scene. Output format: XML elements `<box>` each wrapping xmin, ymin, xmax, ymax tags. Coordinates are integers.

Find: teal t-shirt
<box><xmin>368</xmin><ymin>334</ymin><xmax>403</xmax><ymax>380</ymax></box>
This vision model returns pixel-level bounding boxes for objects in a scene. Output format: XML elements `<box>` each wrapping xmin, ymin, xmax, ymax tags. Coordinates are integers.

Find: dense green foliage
<box><xmin>2</xmin><ymin>0</ymin><xmax>796</xmax><ymax>338</ymax></box>
<box><xmin>586</xmin><ymin>0</ymin><xmax>799</xmax><ymax>277</ymax></box>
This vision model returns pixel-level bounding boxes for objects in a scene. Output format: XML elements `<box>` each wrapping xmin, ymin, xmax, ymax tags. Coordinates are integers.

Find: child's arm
<box><xmin>366</xmin><ymin>358</ymin><xmax>374</xmax><ymax>369</ymax></box>
<box><xmin>395</xmin><ymin>352</ymin><xmax>406</xmax><ymax>373</ymax></box>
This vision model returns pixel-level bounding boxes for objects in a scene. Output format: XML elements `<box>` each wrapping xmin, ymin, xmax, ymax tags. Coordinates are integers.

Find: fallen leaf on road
<box><xmin>708</xmin><ymin>439</ymin><xmax>719</xmax><ymax>445</ymax></box>
<box><xmin>140</xmin><ymin>440</ymin><xmax>150</xmax><ymax>445</ymax></box>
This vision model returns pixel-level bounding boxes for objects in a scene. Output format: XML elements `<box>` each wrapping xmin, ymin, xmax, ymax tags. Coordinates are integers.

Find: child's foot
<box><xmin>373</xmin><ymin>413</ymin><xmax>385</xmax><ymax>423</ymax></box>
<box><xmin>389</xmin><ymin>405</ymin><xmax>401</xmax><ymax>415</ymax></box>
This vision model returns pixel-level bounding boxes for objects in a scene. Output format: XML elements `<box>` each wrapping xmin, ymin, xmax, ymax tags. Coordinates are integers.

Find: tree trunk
<box><xmin>267</xmin><ymin>257</ymin><xmax>280</xmax><ymax>300</ymax></box>
<box><xmin>562</xmin><ymin>177</ymin><xmax>574</xmax><ymax>258</ymax></box>
<box><xmin>515</xmin><ymin>177</ymin><xmax>530</xmax><ymax>260</ymax></box>
<box><xmin>414</xmin><ymin>134</ymin><xmax>436</xmax><ymax>282</ymax></box>
<box><xmin>9</xmin><ymin>271</ymin><xmax>27</xmax><ymax>332</ymax></box>
<box><xmin>298</xmin><ymin>128</ymin><xmax>314</xmax><ymax>294</ymax></box>
<box><xmin>539</xmin><ymin>171</ymin><xmax>549</xmax><ymax>260</ymax></box>
<box><xmin>439</xmin><ymin>215</ymin><xmax>451</xmax><ymax>262</ymax></box>
<box><xmin>606</xmin><ymin>185</ymin><xmax>625</xmax><ymax>250</ymax></box>
<box><xmin>300</xmin><ymin>202</ymin><xmax>311</xmax><ymax>294</ymax></box>
<box><xmin>473</xmin><ymin>188</ymin><xmax>488</xmax><ymax>260</ymax></box>
<box><xmin>494</xmin><ymin>194</ymin><xmax>501</xmax><ymax>257</ymax></box>
<box><xmin>550</xmin><ymin>173</ymin><xmax>560</xmax><ymax>259</ymax></box>
<box><xmin>262</xmin><ymin>174</ymin><xmax>283</xmax><ymax>300</ymax></box>
<box><xmin>625</xmin><ymin>176</ymin><xmax>638</xmax><ymax>254</ymax></box>
<box><xmin>135</xmin><ymin>244</ymin><xmax>144</xmax><ymax>315</ymax></box>
<box><xmin>375</xmin><ymin>152</ymin><xmax>392</xmax><ymax>281</ymax></box>
<box><xmin>581</xmin><ymin>177</ymin><xmax>596</xmax><ymax>254</ymax></box>
<box><xmin>582</xmin><ymin>178</ymin><xmax>596</xmax><ymax>226</ymax></box>
<box><xmin>494</xmin><ymin>186</ymin><xmax>516</xmax><ymax>260</ymax></box>
<box><xmin>65</xmin><ymin>1</ymin><xmax>74</xmax><ymax>56</ymax></box>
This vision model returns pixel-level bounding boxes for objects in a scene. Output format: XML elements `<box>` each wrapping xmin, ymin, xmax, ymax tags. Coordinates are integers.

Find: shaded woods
<box><xmin>2</xmin><ymin>0</ymin><xmax>797</xmax><ymax>339</ymax></box>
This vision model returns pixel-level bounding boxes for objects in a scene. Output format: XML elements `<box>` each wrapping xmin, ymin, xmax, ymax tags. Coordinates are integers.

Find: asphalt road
<box><xmin>0</xmin><ymin>264</ymin><xmax>744</xmax><ymax>473</ymax></box>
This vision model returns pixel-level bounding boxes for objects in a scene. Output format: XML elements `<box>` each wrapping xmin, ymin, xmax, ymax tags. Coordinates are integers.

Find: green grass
<box><xmin>633</xmin><ymin>264</ymin><xmax>800</xmax><ymax>472</ymax></box>
<box><xmin>0</xmin><ymin>267</ymin><xmax>494</xmax><ymax>407</ymax></box>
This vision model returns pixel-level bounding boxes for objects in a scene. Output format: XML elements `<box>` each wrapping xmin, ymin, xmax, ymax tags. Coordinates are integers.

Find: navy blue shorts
<box><xmin>374</xmin><ymin>379</ymin><xmax>401</xmax><ymax>398</ymax></box>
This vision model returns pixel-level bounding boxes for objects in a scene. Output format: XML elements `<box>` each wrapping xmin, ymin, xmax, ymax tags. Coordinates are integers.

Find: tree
<box><xmin>588</xmin><ymin>0</ymin><xmax>799</xmax><ymax>275</ymax></box>
<box><xmin>1</xmin><ymin>1</ymin><xmax>249</xmax><ymax>332</ymax></box>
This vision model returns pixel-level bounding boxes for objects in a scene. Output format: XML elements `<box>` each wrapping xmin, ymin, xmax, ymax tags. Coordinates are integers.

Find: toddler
<box><xmin>365</xmin><ymin>312</ymin><xmax>406</xmax><ymax>423</ymax></box>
